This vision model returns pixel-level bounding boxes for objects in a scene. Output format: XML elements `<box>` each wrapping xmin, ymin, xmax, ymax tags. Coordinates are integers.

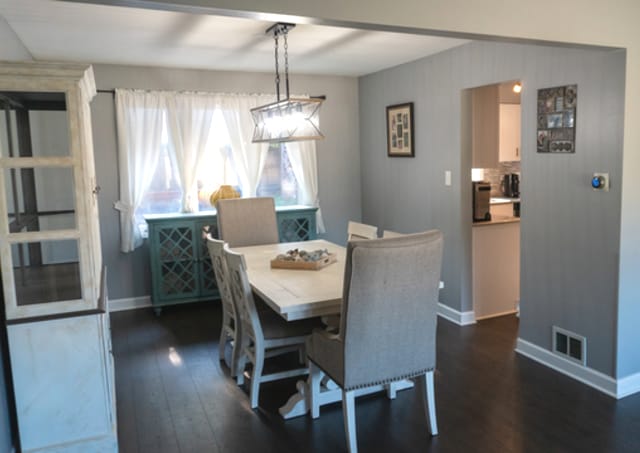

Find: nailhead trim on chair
<box><xmin>343</xmin><ymin>368</ymin><xmax>435</xmax><ymax>391</ymax></box>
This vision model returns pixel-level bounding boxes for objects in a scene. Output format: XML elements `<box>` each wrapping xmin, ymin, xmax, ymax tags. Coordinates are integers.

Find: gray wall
<box><xmin>359</xmin><ymin>41</ymin><xmax>625</xmax><ymax>376</ymax></box>
<box><xmin>91</xmin><ymin>64</ymin><xmax>361</xmax><ymax>300</ymax></box>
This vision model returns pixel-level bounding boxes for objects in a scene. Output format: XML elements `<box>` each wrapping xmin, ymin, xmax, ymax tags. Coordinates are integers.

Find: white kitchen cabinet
<box><xmin>472</xmin><ymin>221</ymin><xmax>520</xmax><ymax>320</ymax></box>
<box><xmin>499</xmin><ymin>103</ymin><xmax>521</xmax><ymax>162</ymax></box>
<box><xmin>471</xmin><ymin>84</ymin><xmax>500</xmax><ymax>168</ymax></box>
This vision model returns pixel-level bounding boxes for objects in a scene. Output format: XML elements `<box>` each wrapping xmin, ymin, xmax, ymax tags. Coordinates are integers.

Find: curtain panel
<box><xmin>165</xmin><ymin>93</ymin><xmax>219</xmax><ymax>213</ymax></box>
<box><xmin>114</xmin><ymin>89</ymin><xmax>167</xmax><ymax>252</ymax></box>
<box><xmin>218</xmin><ymin>94</ymin><xmax>274</xmax><ymax>197</ymax></box>
<box><xmin>286</xmin><ymin>141</ymin><xmax>326</xmax><ymax>234</ymax></box>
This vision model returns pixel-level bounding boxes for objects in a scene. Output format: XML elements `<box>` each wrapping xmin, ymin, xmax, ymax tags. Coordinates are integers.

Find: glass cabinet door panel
<box><xmin>11</xmin><ymin>239</ymin><xmax>81</xmax><ymax>306</ymax></box>
<box><xmin>4</xmin><ymin>167</ymin><xmax>76</xmax><ymax>232</ymax></box>
<box><xmin>0</xmin><ymin>91</ymin><xmax>69</xmax><ymax>158</ymax></box>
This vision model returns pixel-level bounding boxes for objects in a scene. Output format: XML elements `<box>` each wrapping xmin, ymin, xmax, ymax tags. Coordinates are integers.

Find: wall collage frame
<box><xmin>537</xmin><ymin>84</ymin><xmax>577</xmax><ymax>153</ymax></box>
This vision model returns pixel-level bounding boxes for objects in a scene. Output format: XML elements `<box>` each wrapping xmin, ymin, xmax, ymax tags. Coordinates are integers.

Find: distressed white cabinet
<box><xmin>0</xmin><ymin>62</ymin><xmax>116</xmax><ymax>452</ymax></box>
<box><xmin>7</xmin><ymin>289</ymin><xmax>116</xmax><ymax>452</ymax></box>
<box><xmin>499</xmin><ymin>103</ymin><xmax>521</xmax><ymax>162</ymax></box>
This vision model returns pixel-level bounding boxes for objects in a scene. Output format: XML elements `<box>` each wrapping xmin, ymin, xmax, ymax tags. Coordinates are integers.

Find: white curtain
<box><xmin>219</xmin><ymin>94</ymin><xmax>272</xmax><ymax>197</ymax></box>
<box><xmin>165</xmin><ymin>93</ymin><xmax>218</xmax><ymax>212</ymax></box>
<box><xmin>114</xmin><ymin>89</ymin><xmax>166</xmax><ymax>252</ymax></box>
<box><xmin>287</xmin><ymin>141</ymin><xmax>326</xmax><ymax>233</ymax></box>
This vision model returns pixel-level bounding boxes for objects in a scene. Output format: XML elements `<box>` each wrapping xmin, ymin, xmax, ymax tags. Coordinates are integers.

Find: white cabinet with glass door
<box><xmin>0</xmin><ymin>62</ymin><xmax>116</xmax><ymax>452</ymax></box>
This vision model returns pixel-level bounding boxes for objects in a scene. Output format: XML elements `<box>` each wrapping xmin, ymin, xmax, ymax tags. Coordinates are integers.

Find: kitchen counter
<box><xmin>473</xmin><ymin>215</ymin><xmax>520</xmax><ymax>227</ymax></box>
<box><xmin>490</xmin><ymin>197</ymin><xmax>520</xmax><ymax>205</ymax></box>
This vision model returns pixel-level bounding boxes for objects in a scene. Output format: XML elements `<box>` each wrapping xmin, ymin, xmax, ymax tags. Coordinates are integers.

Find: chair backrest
<box><xmin>205</xmin><ymin>235</ymin><xmax>236</xmax><ymax>321</ymax></box>
<box><xmin>340</xmin><ymin>230</ymin><xmax>443</xmax><ymax>390</ymax></box>
<box><xmin>224</xmin><ymin>248</ymin><xmax>264</xmax><ymax>346</ymax></box>
<box><xmin>382</xmin><ymin>230</ymin><xmax>403</xmax><ymax>238</ymax></box>
<box><xmin>347</xmin><ymin>221</ymin><xmax>378</xmax><ymax>241</ymax></box>
<box><xmin>216</xmin><ymin>197</ymin><xmax>279</xmax><ymax>248</ymax></box>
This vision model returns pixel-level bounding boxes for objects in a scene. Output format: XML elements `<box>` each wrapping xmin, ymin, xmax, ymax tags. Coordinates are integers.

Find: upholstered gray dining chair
<box><xmin>306</xmin><ymin>230</ymin><xmax>444</xmax><ymax>453</ymax></box>
<box><xmin>224</xmin><ymin>248</ymin><xmax>323</xmax><ymax>409</ymax></box>
<box><xmin>216</xmin><ymin>197</ymin><xmax>279</xmax><ymax>247</ymax></box>
<box><xmin>206</xmin><ymin>235</ymin><xmax>245</xmax><ymax>384</ymax></box>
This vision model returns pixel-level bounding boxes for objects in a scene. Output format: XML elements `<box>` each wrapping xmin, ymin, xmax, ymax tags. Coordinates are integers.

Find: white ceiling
<box><xmin>0</xmin><ymin>0</ymin><xmax>468</xmax><ymax>76</ymax></box>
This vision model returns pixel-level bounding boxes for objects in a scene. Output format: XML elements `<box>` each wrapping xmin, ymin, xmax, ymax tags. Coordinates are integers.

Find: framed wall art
<box><xmin>386</xmin><ymin>102</ymin><xmax>414</xmax><ymax>157</ymax></box>
<box><xmin>537</xmin><ymin>84</ymin><xmax>577</xmax><ymax>153</ymax></box>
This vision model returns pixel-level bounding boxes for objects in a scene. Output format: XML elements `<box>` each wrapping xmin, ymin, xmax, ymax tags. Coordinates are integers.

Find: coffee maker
<box><xmin>501</xmin><ymin>173</ymin><xmax>520</xmax><ymax>198</ymax></box>
<box><xmin>473</xmin><ymin>181</ymin><xmax>492</xmax><ymax>222</ymax></box>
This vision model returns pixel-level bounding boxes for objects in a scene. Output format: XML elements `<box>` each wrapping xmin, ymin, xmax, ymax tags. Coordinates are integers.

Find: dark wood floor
<box><xmin>111</xmin><ymin>303</ymin><xmax>640</xmax><ymax>453</ymax></box>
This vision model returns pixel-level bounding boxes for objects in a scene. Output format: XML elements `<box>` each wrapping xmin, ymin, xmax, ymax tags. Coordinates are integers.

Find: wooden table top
<box><xmin>234</xmin><ymin>240</ymin><xmax>345</xmax><ymax>321</ymax></box>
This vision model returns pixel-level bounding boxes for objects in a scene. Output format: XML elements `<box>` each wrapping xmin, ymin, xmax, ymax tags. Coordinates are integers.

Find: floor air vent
<box><xmin>552</xmin><ymin>326</ymin><xmax>587</xmax><ymax>366</ymax></box>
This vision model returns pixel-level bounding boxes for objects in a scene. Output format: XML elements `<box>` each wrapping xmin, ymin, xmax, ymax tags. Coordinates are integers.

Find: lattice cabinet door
<box><xmin>149</xmin><ymin>221</ymin><xmax>199</xmax><ymax>309</ymax></box>
<box><xmin>277</xmin><ymin>208</ymin><xmax>317</xmax><ymax>242</ymax></box>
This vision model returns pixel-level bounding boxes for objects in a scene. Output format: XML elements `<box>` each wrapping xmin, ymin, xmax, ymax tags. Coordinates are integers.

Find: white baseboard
<box><xmin>109</xmin><ymin>296</ymin><xmax>151</xmax><ymax>312</ymax></box>
<box><xmin>475</xmin><ymin>309</ymin><xmax>518</xmax><ymax>321</ymax></box>
<box><xmin>617</xmin><ymin>371</ymin><xmax>640</xmax><ymax>399</ymax></box>
<box><xmin>437</xmin><ymin>302</ymin><xmax>476</xmax><ymax>326</ymax></box>
<box><xmin>515</xmin><ymin>338</ymin><xmax>640</xmax><ymax>399</ymax></box>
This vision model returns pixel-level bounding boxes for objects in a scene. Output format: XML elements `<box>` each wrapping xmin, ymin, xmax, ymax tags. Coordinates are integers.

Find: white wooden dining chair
<box><xmin>206</xmin><ymin>235</ymin><xmax>245</xmax><ymax>384</ymax></box>
<box><xmin>347</xmin><ymin>221</ymin><xmax>378</xmax><ymax>241</ymax></box>
<box><xmin>224</xmin><ymin>248</ymin><xmax>323</xmax><ymax>409</ymax></box>
<box><xmin>306</xmin><ymin>231</ymin><xmax>444</xmax><ymax>453</ymax></box>
<box><xmin>216</xmin><ymin>197</ymin><xmax>279</xmax><ymax>247</ymax></box>
<box><xmin>382</xmin><ymin>229</ymin><xmax>404</xmax><ymax>238</ymax></box>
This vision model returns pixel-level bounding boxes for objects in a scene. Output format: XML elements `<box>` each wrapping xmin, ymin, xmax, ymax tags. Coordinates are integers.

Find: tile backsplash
<box><xmin>482</xmin><ymin>161</ymin><xmax>521</xmax><ymax>196</ymax></box>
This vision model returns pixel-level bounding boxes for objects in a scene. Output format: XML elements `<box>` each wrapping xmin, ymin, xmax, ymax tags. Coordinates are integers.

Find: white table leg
<box><xmin>279</xmin><ymin>374</ymin><xmax>415</xmax><ymax>419</ymax></box>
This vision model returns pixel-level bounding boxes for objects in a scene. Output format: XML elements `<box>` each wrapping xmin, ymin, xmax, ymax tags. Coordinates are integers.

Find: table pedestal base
<box><xmin>279</xmin><ymin>375</ymin><xmax>414</xmax><ymax>419</ymax></box>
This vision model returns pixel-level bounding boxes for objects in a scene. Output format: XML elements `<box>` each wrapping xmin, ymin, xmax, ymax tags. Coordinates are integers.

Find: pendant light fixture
<box><xmin>251</xmin><ymin>23</ymin><xmax>325</xmax><ymax>143</ymax></box>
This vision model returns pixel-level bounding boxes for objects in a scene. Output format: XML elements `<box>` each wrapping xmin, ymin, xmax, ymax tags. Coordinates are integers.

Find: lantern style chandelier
<box><xmin>251</xmin><ymin>23</ymin><xmax>325</xmax><ymax>143</ymax></box>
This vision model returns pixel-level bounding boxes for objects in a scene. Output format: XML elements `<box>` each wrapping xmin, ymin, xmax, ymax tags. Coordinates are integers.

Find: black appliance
<box><xmin>501</xmin><ymin>173</ymin><xmax>520</xmax><ymax>198</ymax></box>
<box><xmin>473</xmin><ymin>181</ymin><xmax>491</xmax><ymax>222</ymax></box>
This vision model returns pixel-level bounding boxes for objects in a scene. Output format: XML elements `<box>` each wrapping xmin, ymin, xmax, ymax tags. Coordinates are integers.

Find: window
<box><xmin>115</xmin><ymin>90</ymin><xmax>320</xmax><ymax>253</ymax></box>
<box><xmin>256</xmin><ymin>144</ymin><xmax>299</xmax><ymax>206</ymax></box>
<box><xmin>137</xmin><ymin>110</ymin><xmax>297</xmax><ymax>216</ymax></box>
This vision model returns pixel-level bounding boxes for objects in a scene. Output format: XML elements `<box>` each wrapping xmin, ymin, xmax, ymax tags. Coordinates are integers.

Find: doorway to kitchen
<box><xmin>465</xmin><ymin>80</ymin><xmax>522</xmax><ymax>323</ymax></box>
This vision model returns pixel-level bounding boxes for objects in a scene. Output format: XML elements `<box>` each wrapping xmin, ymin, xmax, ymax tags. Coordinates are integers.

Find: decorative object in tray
<box><xmin>271</xmin><ymin>248</ymin><xmax>337</xmax><ymax>270</ymax></box>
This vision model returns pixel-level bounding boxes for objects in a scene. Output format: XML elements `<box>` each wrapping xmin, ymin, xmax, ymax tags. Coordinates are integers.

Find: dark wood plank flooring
<box><xmin>111</xmin><ymin>303</ymin><xmax>640</xmax><ymax>453</ymax></box>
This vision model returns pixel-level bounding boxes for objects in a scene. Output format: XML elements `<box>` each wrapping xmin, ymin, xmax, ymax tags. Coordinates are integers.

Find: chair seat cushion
<box><xmin>258</xmin><ymin>309</ymin><xmax>324</xmax><ymax>340</ymax></box>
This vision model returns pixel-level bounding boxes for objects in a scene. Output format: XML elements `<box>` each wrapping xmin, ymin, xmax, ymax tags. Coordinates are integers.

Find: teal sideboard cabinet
<box><xmin>145</xmin><ymin>205</ymin><xmax>317</xmax><ymax>314</ymax></box>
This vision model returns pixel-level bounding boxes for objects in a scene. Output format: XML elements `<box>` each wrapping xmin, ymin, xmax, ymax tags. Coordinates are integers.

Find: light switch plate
<box><xmin>445</xmin><ymin>170</ymin><xmax>452</xmax><ymax>186</ymax></box>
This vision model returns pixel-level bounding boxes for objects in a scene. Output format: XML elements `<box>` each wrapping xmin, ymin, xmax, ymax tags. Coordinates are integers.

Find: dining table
<box><xmin>235</xmin><ymin>239</ymin><xmax>345</xmax><ymax>322</ymax></box>
<box><xmin>234</xmin><ymin>238</ymin><xmax>439</xmax><ymax>419</ymax></box>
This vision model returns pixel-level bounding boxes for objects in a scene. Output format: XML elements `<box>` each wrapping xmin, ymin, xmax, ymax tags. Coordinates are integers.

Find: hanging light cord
<box><xmin>274</xmin><ymin>32</ymin><xmax>280</xmax><ymax>102</ymax></box>
<box><xmin>271</xmin><ymin>23</ymin><xmax>293</xmax><ymax>102</ymax></box>
<box><xmin>283</xmin><ymin>30</ymin><xmax>290</xmax><ymax>100</ymax></box>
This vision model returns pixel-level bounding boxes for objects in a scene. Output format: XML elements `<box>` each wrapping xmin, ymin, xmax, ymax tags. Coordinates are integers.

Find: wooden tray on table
<box><xmin>270</xmin><ymin>253</ymin><xmax>337</xmax><ymax>271</ymax></box>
